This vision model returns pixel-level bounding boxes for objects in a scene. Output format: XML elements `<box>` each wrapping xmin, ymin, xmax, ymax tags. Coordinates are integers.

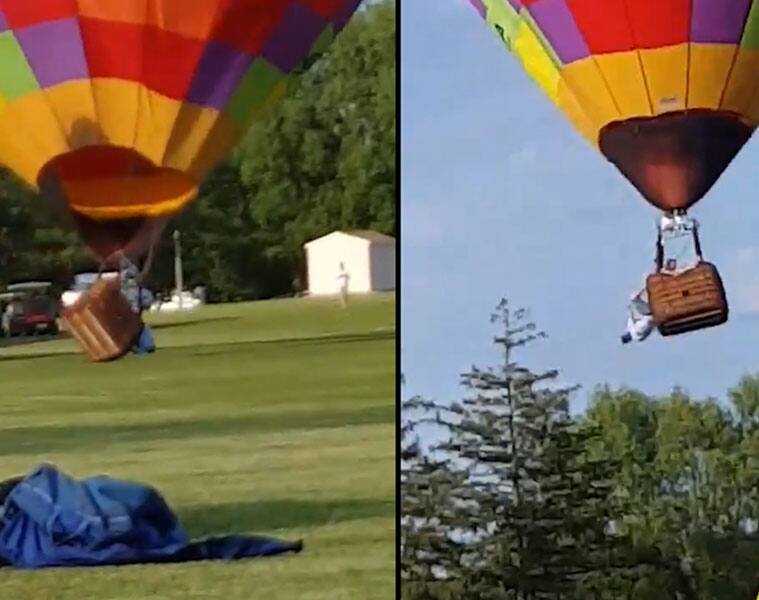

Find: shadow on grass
<box><xmin>0</xmin><ymin>351</ymin><xmax>80</xmax><ymax>363</ymax></box>
<box><xmin>180</xmin><ymin>498</ymin><xmax>395</xmax><ymax>535</ymax></box>
<box><xmin>189</xmin><ymin>330</ymin><xmax>396</xmax><ymax>357</ymax></box>
<box><xmin>0</xmin><ymin>405</ymin><xmax>395</xmax><ymax>457</ymax></box>
<box><xmin>0</xmin><ymin>334</ymin><xmax>61</xmax><ymax>350</ymax></box>
<box><xmin>0</xmin><ymin>330</ymin><xmax>394</xmax><ymax>363</ymax></box>
<box><xmin>149</xmin><ymin>317</ymin><xmax>240</xmax><ymax>331</ymax></box>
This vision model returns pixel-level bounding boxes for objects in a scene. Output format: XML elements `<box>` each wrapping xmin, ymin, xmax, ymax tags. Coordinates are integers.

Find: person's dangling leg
<box><xmin>140</xmin><ymin>325</ymin><xmax>156</xmax><ymax>353</ymax></box>
<box><xmin>132</xmin><ymin>324</ymin><xmax>156</xmax><ymax>355</ymax></box>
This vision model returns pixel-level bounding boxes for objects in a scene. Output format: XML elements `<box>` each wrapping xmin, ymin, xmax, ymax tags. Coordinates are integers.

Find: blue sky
<box><xmin>401</xmin><ymin>0</ymin><xmax>759</xmax><ymax>413</ymax></box>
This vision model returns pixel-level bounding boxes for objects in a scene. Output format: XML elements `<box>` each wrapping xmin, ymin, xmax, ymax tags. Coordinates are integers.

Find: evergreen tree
<box><xmin>401</xmin><ymin>393</ymin><xmax>468</xmax><ymax>595</ymax></box>
<box><xmin>402</xmin><ymin>299</ymin><xmax>652</xmax><ymax>599</ymax></box>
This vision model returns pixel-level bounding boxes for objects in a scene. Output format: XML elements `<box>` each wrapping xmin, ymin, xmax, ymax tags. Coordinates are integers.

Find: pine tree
<box><xmin>436</xmin><ymin>299</ymin><xmax>598</xmax><ymax>598</ymax></box>
<box><xmin>402</xmin><ymin>299</ymin><xmax>651</xmax><ymax>599</ymax></box>
<box><xmin>401</xmin><ymin>394</ymin><xmax>469</xmax><ymax>599</ymax></box>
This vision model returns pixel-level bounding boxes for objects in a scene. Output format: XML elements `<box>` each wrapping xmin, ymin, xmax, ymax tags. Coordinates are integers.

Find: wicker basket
<box><xmin>62</xmin><ymin>277</ymin><xmax>142</xmax><ymax>362</ymax></box>
<box><xmin>646</xmin><ymin>262</ymin><xmax>728</xmax><ymax>337</ymax></box>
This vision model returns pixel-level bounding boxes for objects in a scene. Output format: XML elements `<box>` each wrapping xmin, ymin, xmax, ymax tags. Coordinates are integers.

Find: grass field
<box><xmin>0</xmin><ymin>294</ymin><xmax>396</xmax><ymax>600</ymax></box>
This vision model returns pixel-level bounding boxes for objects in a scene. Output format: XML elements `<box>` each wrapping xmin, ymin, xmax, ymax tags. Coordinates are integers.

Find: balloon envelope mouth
<box><xmin>599</xmin><ymin>109</ymin><xmax>754</xmax><ymax>212</ymax></box>
<box><xmin>37</xmin><ymin>146</ymin><xmax>197</xmax><ymax>261</ymax></box>
<box><xmin>37</xmin><ymin>146</ymin><xmax>198</xmax><ymax>220</ymax></box>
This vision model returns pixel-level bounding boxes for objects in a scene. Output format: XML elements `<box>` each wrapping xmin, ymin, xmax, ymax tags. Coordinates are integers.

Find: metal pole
<box><xmin>174</xmin><ymin>229</ymin><xmax>184</xmax><ymax>310</ymax></box>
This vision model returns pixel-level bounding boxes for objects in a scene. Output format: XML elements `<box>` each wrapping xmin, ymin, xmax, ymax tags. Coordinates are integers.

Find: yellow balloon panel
<box><xmin>0</xmin><ymin>93</ymin><xmax>70</xmax><ymax>185</ymax></box>
<box><xmin>639</xmin><ymin>44</ymin><xmax>689</xmax><ymax>115</ymax></box>
<box><xmin>560</xmin><ymin>58</ymin><xmax>619</xmax><ymax>131</ymax></box>
<box><xmin>688</xmin><ymin>44</ymin><xmax>736</xmax><ymax>110</ymax></box>
<box><xmin>0</xmin><ymin>118</ymin><xmax>42</xmax><ymax>186</ymax></box>
<box><xmin>90</xmin><ymin>79</ymin><xmax>141</xmax><ymax>149</ymax></box>
<box><xmin>132</xmin><ymin>87</ymin><xmax>183</xmax><ymax>169</ymax></box>
<box><xmin>722</xmin><ymin>48</ymin><xmax>759</xmax><ymax>121</ymax></box>
<box><xmin>512</xmin><ymin>21</ymin><xmax>560</xmax><ymax>106</ymax></box>
<box><xmin>556</xmin><ymin>78</ymin><xmax>597</xmax><ymax>146</ymax></box>
<box><xmin>163</xmin><ymin>104</ymin><xmax>239</xmax><ymax>180</ymax></box>
<box><xmin>44</xmin><ymin>81</ymin><xmax>103</xmax><ymax>148</ymax></box>
<box><xmin>593</xmin><ymin>52</ymin><xmax>652</xmax><ymax>120</ymax></box>
<box><xmin>490</xmin><ymin>8</ymin><xmax>598</xmax><ymax>146</ymax></box>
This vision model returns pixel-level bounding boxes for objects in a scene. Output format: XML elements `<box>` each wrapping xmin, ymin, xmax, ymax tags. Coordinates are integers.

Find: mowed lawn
<box><xmin>0</xmin><ymin>294</ymin><xmax>396</xmax><ymax>600</ymax></box>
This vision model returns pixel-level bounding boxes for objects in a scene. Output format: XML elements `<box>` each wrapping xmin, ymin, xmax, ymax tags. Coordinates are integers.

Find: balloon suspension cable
<box><xmin>137</xmin><ymin>240</ymin><xmax>157</xmax><ymax>285</ymax></box>
<box><xmin>655</xmin><ymin>208</ymin><xmax>704</xmax><ymax>272</ymax></box>
<box><xmin>658</xmin><ymin>209</ymin><xmax>697</xmax><ymax>236</ymax></box>
<box><xmin>99</xmin><ymin>236</ymin><xmax>158</xmax><ymax>285</ymax></box>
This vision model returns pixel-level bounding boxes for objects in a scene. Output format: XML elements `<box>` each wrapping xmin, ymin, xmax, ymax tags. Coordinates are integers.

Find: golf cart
<box><xmin>0</xmin><ymin>282</ymin><xmax>60</xmax><ymax>338</ymax></box>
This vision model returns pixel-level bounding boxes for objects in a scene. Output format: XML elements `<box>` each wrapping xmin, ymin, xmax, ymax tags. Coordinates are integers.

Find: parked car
<box><xmin>1</xmin><ymin>282</ymin><xmax>59</xmax><ymax>338</ymax></box>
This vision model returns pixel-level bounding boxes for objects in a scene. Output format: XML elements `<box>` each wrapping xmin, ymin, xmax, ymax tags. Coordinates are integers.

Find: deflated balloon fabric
<box><xmin>0</xmin><ymin>464</ymin><xmax>302</xmax><ymax>569</ymax></box>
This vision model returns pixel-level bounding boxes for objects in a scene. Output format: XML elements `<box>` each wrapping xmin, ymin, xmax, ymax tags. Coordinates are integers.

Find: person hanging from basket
<box><xmin>621</xmin><ymin>279</ymin><xmax>655</xmax><ymax>344</ymax></box>
<box><xmin>621</xmin><ymin>214</ymin><xmax>688</xmax><ymax>344</ymax></box>
<box><xmin>62</xmin><ymin>236</ymin><xmax>159</xmax><ymax>362</ymax></box>
<box><xmin>119</xmin><ymin>254</ymin><xmax>155</xmax><ymax>355</ymax></box>
<box><xmin>620</xmin><ymin>215</ymin><xmax>678</xmax><ymax>345</ymax></box>
<box><xmin>621</xmin><ymin>210</ymin><xmax>728</xmax><ymax>342</ymax></box>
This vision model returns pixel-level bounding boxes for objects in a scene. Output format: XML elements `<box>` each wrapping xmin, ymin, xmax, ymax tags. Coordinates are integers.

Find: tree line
<box><xmin>0</xmin><ymin>0</ymin><xmax>395</xmax><ymax>303</ymax></box>
<box><xmin>402</xmin><ymin>299</ymin><xmax>759</xmax><ymax>600</ymax></box>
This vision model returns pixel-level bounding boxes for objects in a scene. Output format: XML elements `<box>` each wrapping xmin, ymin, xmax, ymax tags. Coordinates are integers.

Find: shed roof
<box><xmin>344</xmin><ymin>230</ymin><xmax>395</xmax><ymax>244</ymax></box>
<box><xmin>305</xmin><ymin>230</ymin><xmax>395</xmax><ymax>247</ymax></box>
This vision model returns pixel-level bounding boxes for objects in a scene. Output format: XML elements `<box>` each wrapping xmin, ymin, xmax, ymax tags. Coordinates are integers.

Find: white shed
<box><xmin>304</xmin><ymin>230</ymin><xmax>396</xmax><ymax>296</ymax></box>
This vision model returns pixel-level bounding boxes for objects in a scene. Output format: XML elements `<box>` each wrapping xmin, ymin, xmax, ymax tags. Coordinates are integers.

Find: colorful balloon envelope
<box><xmin>468</xmin><ymin>0</ymin><xmax>759</xmax><ymax>213</ymax></box>
<box><xmin>0</xmin><ymin>0</ymin><xmax>361</xmax><ymax>260</ymax></box>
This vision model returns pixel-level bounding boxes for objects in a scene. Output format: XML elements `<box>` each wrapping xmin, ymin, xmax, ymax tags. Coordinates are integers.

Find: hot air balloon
<box><xmin>0</xmin><ymin>0</ymin><xmax>362</xmax><ymax>262</ymax></box>
<box><xmin>0</xmin><ymin>0</ymin><xmax>362</xmax><ymax>360</ymax></box>
<box><xmin>467</xmin><ymin>0</ymin><xmax>757</xmax><ymax>339</ymax></box>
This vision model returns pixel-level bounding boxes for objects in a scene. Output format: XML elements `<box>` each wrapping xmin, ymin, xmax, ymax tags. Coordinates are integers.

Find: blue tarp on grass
<box><xmin>0</xmin><ymin>464</ymin><xmax>302</xmax><ymax>569</ymax></box>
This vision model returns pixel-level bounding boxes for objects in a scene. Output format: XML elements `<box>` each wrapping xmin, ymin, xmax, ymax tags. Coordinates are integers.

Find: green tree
<box><xmin>402</xmin><ymin>300</ymin><xmax>645</xmax><ymax>600</ymax></box>
<box><xmin>401</xmin><ymin>394</ymin><xmax>469</xmax><ymax>596</ymax></box>
<box><xmin>239</xmin><ymin>0</ymin><xmax>396</xmax><ymax>268</ymax></box>
<box><xmin>584</xmin><ymin>386</ymin><xmax>759</xmax><ymax>599</ymax></box>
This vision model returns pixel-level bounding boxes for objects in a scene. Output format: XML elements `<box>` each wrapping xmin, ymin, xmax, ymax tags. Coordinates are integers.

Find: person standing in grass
<box><xmin>337</xmin><ymin>262</ymin><xmax>351</xmax><ymax>308</ymax></box>
<box><xmin>2</xmin><ymin>302</ymin><xmax>14</xmax><ymax>338</ymax></box>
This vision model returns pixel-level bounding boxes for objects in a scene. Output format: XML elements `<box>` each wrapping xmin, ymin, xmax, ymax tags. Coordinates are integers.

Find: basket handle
<box><xmin>136</xmin><ymin>240</ymin><xmax>156</xmax><ymax>286</ymax></box>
